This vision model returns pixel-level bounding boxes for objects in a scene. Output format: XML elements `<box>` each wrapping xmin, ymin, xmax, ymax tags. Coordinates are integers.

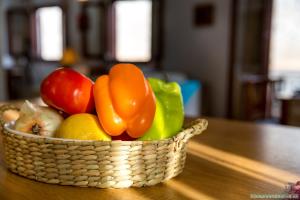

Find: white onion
<box><xmin>14</xmin><ymin>100</ymin><xmax>63</xmax><ymax>137</ymax></box>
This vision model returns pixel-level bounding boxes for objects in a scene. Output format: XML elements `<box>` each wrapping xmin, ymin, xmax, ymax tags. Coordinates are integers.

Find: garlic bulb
<box><xmin>14</xmin><ymin>100</ymin><xmax>63</xmax><ymax>137</ymax></box>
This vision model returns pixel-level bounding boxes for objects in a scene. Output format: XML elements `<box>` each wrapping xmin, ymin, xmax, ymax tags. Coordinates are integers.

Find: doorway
<box><xmin>229</xmin><ymin>0</ymin><xmax>300</xmax><ymax>123</ymax></box>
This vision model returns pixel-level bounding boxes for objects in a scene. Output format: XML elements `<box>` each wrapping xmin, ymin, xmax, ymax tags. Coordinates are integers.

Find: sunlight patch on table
<box><xmin>187</xmin><ymin>141</ymin><xmax>300</xmax><ymax>187</ymax></box>
<box><xmin>165</xmin><ymin>179</ymin><xmax>217</xmax><ymax>200</ymax></box>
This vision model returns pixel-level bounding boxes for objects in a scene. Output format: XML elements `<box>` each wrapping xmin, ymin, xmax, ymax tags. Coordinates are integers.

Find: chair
<box><xmin>242</xmin><ymin>76</ymin><xmax>282</xmax><ymax>121</ymax></box>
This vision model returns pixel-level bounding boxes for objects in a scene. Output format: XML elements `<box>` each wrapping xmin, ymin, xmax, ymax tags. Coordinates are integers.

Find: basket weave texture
<box><xmin>0</xmin><ymin>104</ymin><xmax>207</xmax><ymax>188</ymax></box>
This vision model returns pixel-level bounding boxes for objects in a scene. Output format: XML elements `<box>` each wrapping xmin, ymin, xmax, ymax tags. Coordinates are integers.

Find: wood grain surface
<box><xmin>0</xmin><ymin>117</ymin><xmax>300</xmax><ymax>200</ymax></box>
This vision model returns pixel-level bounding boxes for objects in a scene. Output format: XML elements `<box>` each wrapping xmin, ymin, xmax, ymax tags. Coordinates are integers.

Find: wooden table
<box><xmin>0</xmin><ymin>117</ymin><xmax>300</xmax><ymax>200</ymax></box>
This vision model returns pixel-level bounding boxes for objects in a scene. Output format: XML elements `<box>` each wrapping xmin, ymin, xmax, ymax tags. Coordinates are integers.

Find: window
<box><xmin>113</xmin><ymin>0</ymin><xmax>152</xmax><ymax>62</ymax></box>
<box><xmin>269</xmin><ymin>0</ymin><xmax>300</xmax><ymax>96</ymax></box>
<box><xmin>35</xmin><ymin>6</ymin><xmax>63</xmax><ymax>61</ymax></box>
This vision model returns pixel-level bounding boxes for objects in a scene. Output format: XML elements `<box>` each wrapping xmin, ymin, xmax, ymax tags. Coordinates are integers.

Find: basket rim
<box><xmin>2</xmin><ymin>122</ymin><xmax>181</xmax><ymax>145</ymax></box>
<box><xmin>2</xmin><ymin>119</ymin><xmax>207</xmax><ymax>144</ymax></box>
<box><xmin>3</xmin><ymin>121</ymin><xmax>167</xmax><ymax>144</ymax></box>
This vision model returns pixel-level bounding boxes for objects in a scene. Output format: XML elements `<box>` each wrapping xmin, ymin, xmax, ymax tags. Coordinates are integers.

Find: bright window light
<box><xmin>269</xmin><ymin>0</ymin><xmax>300</xmax><ymax>96</ymax></box>
<box><xmin>114</xmin><ymin>0</ymin><xmax>152</xmax><ymax>62</ymax></box>
<box><xmin>36</xmin><ymin>7</ymin><xmax>63</xmax><ymax>61</ymax></box>
<box><xmin>270</xmin><ymin>0</ymin><xmax>300</xmax><ymax>71</ymax></box>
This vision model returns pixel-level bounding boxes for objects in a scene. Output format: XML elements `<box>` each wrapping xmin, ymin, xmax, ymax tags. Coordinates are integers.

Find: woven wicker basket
<box><xmin>0</xmin><ymin>104</ymin><xmax>207</xmax><ymax>188</ymax></box>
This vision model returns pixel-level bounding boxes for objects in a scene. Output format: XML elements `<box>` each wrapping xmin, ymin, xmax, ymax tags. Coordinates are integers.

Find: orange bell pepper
<box><xmin>93</xmin><ymin>64</ymin><xmax>156</xmax><ymax>138</ymax></box>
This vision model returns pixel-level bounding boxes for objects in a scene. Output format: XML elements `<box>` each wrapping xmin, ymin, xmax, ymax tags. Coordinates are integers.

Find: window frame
<box><xmin>106</xmin><ymin>0</ymin><xmax>163</xmax><ymax>67</ymax></box>
<box><xmin>79</xmin><ymin>1</ymin><xmax>107</xmax><ymax>59</ymax></box>
<box><xmin>6</xmin><ymin>7</ymin><xmax>30</xmax><ymax>57</ymax></box>
<box><xmin>31</xmin><ymin>4</ymin><xmax>67</xmax><ymax>63</ymax></box>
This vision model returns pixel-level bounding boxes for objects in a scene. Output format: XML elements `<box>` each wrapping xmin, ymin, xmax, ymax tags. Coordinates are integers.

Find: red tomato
<box><xmin>40</xmin><ymin>68</ymin><xmax>94</xmax><ymax>114</ymax></box>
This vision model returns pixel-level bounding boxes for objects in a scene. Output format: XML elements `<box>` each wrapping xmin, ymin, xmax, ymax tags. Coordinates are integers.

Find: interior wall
<box><xmin>163</xmin><ymin>0</ymin><xmax>232</xmax><ymax>117</ymax></box>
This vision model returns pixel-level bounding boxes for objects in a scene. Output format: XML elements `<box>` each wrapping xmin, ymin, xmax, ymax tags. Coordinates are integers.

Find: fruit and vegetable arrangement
<box><xmin>1</xmin><ymin>64</ymin><xmax>207</xmax><ymax>189</ymax></box>
<box><xmin>14</xmin><ymin>63</ymin><xmax>184</xmax><ymax>141</ymax></box>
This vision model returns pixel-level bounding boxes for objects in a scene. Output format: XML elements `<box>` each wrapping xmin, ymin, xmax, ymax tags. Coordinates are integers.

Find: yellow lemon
<box><xmin>55</xmin><ymin>114</ymin><xmax>111</xmax><ymax>141</ymax></box>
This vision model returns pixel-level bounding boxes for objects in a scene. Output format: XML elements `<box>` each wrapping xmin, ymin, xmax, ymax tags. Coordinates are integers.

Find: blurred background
<box><xmin>0</xmin><ymin>0</ymin><xmax>300</xmax><ymax>126</ymax></box>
